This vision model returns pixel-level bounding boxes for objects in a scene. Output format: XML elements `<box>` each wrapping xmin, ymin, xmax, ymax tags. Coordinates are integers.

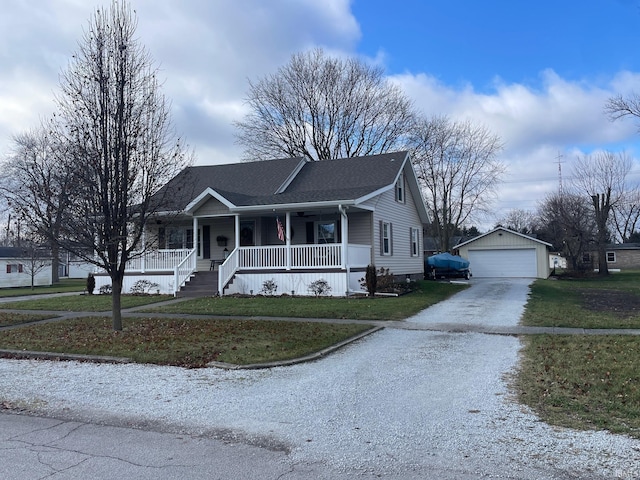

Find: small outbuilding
<box><xmin>455</xmin><ymin>227</ymin><xmax>551</xmax><ymax>279</ymax></box>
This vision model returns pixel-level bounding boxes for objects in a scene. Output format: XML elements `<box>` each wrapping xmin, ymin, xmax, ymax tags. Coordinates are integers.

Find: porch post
<box><xmin>234</xmin><ymin>214</ymin><xmax>240</xmax><ymax>249</ymax></box>
<box><xmin>340</xmin><ymin>205</ymin><xmax>349</xmax><ymax>295</ymax></box>
<box><xmin>286</xmin><ymin>211</ymin><xmax>291</xmax><ymax>271</ymax></box>
<box><xmin>192</xmin><ymin>215</ymin><xmax>198</xmax><ymax>252</ymax></box>
<box><xmin>340</xmin><ymin>206</ymin><xmax>348</xmax><ymax>269</ymax></box>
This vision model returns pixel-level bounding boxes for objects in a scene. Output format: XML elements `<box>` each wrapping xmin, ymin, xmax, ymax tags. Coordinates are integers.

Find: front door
<box><xmin>202</xmin><ymin>225</ymin><xmax>211</xmax><ymax>259</ymax></box>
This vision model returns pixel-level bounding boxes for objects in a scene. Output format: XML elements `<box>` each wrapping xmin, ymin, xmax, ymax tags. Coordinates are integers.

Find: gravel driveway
<box><xmin>1</xmin><ymin>278</ymin><xmax>639</xmax><ymax>479</ymax></box>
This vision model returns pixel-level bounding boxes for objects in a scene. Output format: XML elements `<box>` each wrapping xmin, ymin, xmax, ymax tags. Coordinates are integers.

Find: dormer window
<box><xmin>395</xmin><ymin>172</ymin><xmax>405</xmax><ymax>203</ymax></box>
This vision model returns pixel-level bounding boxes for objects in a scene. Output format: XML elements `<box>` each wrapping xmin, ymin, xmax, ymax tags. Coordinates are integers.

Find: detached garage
<box><xmin>455</xmin><ymin>227</ymin><xmax>551</xmax><ymax>279</ymax></box>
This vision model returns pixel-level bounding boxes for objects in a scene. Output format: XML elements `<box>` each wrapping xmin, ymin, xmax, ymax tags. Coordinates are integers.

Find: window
<box><xmin>395</xmin><ymin>172</ymin><xmax>405</xmax><ymax>203</ymax></box>
<box><xmin>582</xmin><ymin>253</ymin><xmax>591</xmax><ymax>263</ymax></box>
<box><xmin>6</xmin><ymin>264</ymin><xmax>23</xmax><ymax>274</ymax></box>
<box><xmin>381</xmin><ymin>221</ymin><xmax>392</xmax><ymax>255</ymax></box>
<box><xmin>240</xmin><ymin>221</ymin><xmax>255</xmax><ymax>246</ymax></box>
<box><xmin>316</xmin><ymin>221</ymin><xmax>336</xmax><ymax>244</ymax></box>
<box><xmin>410</xmin><ymin>228</ymin><xmax>420</xmax><ymax>256</ymax></box>
<box><xmin>606</xmin><ymin>251</ymin><xmax>616</xmax><ymax>263</ymax></box>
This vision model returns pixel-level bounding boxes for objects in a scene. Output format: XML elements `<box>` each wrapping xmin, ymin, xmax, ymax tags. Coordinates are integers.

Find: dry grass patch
<box><xmin>0</xmin><ymin>316</ymin><xmax>373</xmax><ymax>368</ymax></box>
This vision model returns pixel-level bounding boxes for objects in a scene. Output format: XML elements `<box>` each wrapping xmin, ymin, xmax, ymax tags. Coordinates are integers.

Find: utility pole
<box><xmin>556</xmin><ymin>152</ymin><xmax>565</xmax><ymax>194</ymax></box>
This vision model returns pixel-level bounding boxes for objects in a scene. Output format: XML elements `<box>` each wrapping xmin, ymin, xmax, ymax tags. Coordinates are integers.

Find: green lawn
<box><xmin>140</xmin><ymin>280</ymin><xmax>465</xmax><ymax>320</ymax></box>
<box><xmin>0</xmin><ymin>316</ymin><xmax>374</xmax><ymax>367</ymax></box>
<box><xmin>521</xmin><ymin>271</ymin><xmax>640</xmax><ymax>329</ymax></box>
<box><xmin>0</xmin><ymin>278</ymin><xmax>86</xmax><ymax>297</ymax></box>
<box><xmin>0</xmin><ymin>294</ymin><xmax>173</xmax><ymax>311</ymax></box>
<box><xmin>516</xmin><ymin>335</ymin><xmax>640</xmax><ymax>438</ymax></box>
<box><xmin>0</xmin><ymin>312</ymin><xmax>56</xmax><ymax>328</ymax></box>
<box><xmin>0</xmin><ymin>280</ymin><xmax>464</xmax><ymax>367</ymax></box>
<box><xmin>516</xmin><ymin>270</ymin><xmax>640</xmax><ymax>438</ymax></box>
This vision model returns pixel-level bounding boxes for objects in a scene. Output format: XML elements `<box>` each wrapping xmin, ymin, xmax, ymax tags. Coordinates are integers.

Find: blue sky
<box><xmin>2</xmin><ymin>0</ymin><xmax>640</xmax><ymax>229</ymax></box>
<box><xmin>354</xmin><ymin>0</ymin><xmax>640</xmax><ymax>87</ymax></box>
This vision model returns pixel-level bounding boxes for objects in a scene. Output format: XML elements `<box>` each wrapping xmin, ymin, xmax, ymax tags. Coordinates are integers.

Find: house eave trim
<box><xmin>231</xmin><ymin>199</ymin><xmax>358</xmax><ymax>213</ymax></box>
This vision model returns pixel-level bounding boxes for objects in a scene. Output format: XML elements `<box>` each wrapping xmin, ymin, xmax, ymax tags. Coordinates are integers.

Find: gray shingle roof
<box><xmin>156</xmin><ymin>152</ymin><xmax>409</xmax><ymax>211</ymax></box>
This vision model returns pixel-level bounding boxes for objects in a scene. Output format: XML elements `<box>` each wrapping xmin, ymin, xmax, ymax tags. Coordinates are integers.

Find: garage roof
<box><xmin>455</xmin><ymin>226</ymin><xmax>552</xmax><ymax>249</ymax></box>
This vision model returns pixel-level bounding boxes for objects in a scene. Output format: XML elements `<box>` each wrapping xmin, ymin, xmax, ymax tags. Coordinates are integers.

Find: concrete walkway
<box><xmin>1</xmin><ymin>289</ymin><xmax>640</xmax><ymax>338</ymax></box>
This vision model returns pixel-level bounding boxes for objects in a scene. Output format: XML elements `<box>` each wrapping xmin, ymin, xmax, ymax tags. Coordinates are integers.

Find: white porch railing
<box><xmin>174</xmin><ymin>249</ymin><xmax>197</xmax><ymax>295</ymax></box>
<box><xmin>235</xmin><ymin>244</ymin><xmax>355</xmax><ymax>269</ymax></box>
<box><xmin>122</xmin><ymin>245</ymin><xmax>371</xmax><ymax>296</ymax></box>
<box><xmin>218</xmin><ymin>247</ymin><xmax>239</xmax><ymax>296</ymax></box>
<box><xmin>217</xmin><ymin>244</ymin><xmax>371</xmax><ymax>295</ymax></box>
<box><xmin>126</xmin><ymin>249</ymin><xmax>192</xmax><ymax>272</ymax></box>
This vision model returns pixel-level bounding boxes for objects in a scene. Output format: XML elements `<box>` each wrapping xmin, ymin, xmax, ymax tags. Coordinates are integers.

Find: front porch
<box><xmin>94</xmin><ymin>243</ymin><xmax>371</xmax><ymax>297</ymax></box>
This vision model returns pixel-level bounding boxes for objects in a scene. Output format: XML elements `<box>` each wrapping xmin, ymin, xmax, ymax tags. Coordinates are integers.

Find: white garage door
<box><xmin>468</xmin><ymin>249</ymin><xmax>537</xmax><ymax>278</ymax></box>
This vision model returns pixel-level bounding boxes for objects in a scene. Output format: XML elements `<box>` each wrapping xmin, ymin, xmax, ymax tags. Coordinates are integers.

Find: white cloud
<box><xmin>392</xmin><ymin>69</ymin><xmax>640</xmax><ymax>228</ymax></box>
<box><xmin>3</xmin><ymin>0</ymin><xmax>640</xmax><ymax>231</ymax></box>
<box><xmin>0</xmin><ymin>0</ymin><xmax>360</xmax><ymax>162</ymax></box>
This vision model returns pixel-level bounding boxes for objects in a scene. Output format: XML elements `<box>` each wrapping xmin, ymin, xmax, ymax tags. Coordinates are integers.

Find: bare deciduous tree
<box><xmin>0</xmin><ymin>128</ymin><xmax>74</xmax><ymax>284</ymax></box>
<box><xmin>54</xmin><ymin>1</ymin><xmax>190</xmax><ymax>330</ymax></box>
<box><xmin>235</xmin><ymin>48</ymin><xmax>416</xmax><ymax>161</ymax></box>
<box><xmin>496</xmin><ymin>208</ymin><xmax>538</xmax><ymax>235</ymax></box>
<box><xmin>605</xmin><ymin>93</ymin><xmax>640</xmax><ymax>132</ymax></box>
<box><xmin>411</xmin><ymin>116</ymin><xmax>505</xmax><ymax>252</ymax></box>
<box><xmin>612</xmin><ymin>189</ymin><xmax>640</xmax><ymax>242</ymax></box>
<box><xmin>571</xmin><ymin>151</ymin><xmax>632</xmax><ymax>275</ymax></box>
<box><xmin>536</xmin><ymin>192</ymin><xmax>596</xmax><ymax>271</ymax></box>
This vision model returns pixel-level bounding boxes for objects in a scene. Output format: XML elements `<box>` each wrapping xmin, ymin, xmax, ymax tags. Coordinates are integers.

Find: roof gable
<box><xmin>456</xmin><ymin>226</ymin><xmax>552</xmax><ymax>248</ymax></box>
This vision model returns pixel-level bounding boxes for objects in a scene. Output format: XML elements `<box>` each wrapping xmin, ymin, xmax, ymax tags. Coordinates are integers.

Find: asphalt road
<box><xmin>1</xmin><ymin>278</ymin><xmax>639</xmax><ymax>479</ymax></box>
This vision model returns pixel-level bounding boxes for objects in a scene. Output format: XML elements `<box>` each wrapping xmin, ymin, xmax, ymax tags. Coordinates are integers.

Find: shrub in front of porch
<box><xmin>308</xmin><ymin>279</ymin><xmax>332</xmax><ymax>297</ymax></box>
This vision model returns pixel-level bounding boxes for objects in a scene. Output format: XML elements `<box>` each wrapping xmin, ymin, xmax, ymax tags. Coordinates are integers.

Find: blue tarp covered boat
<box><xmin>426</xmin><ymin>253</ymin><xmax>471</xmax><ymax>280</ymax></box>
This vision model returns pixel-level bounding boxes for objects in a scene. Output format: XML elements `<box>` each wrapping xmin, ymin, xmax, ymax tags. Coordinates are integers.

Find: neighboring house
<box><xmin>549</xmin><ymin>253</ymin><xmax>567</xmax><ymax>270</ymax></box>
<box><xmin>93</xmin><ymin>151</ymin><xmax>429</xmax><ymax>296</ymax></box>
<box><xmin>0</xmin><ymin>247</ymin><xmax>53</xmax><ymax>289</ymax></box>
<box><xmin>583</xmin><ymin>243</ymin><xmax>640</xmax><ymax>270</ymax></box>
<box><xmin>455</xmin><ymin>227</ymin><xmax>551</xmax><ymax>279</ymax></box>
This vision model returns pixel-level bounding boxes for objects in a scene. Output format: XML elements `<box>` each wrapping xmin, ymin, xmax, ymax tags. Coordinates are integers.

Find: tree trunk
<box><xmin>111</xmin><ymin>275</ymin><xmax>123</xmax><ymax>331</ymax></box>
<box><xmin>592</xmin><ymin>193</ymin><xmax>610</xmax><ymax>276</ymax></box>
<box><xmin>51</xmin><ymin>242</ymin><xmax>60</xmax><ymax>284</ymax></box>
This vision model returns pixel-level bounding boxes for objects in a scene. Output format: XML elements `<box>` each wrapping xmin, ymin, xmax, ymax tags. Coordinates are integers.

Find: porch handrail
<box><xmin>218</xmin><ymin>248</ymin><xmax>239</xmax><ymax>296</ymax></box>
<box><xmin>173</xmin><ymin>248</ymin><xmax>197</xmax><ymax>295</ymax></box>
<box><xmin>228</xmin><ymin>244</ymin><xmax>368</xmax><ymax>270</ymax></box>
<box><xmin>126</xmin><ymin>249</ymin><xmax>192</xmax><ymax>272</ymax></box>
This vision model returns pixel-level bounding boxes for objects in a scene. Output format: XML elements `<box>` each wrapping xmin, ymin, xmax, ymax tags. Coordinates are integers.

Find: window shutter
<box><xmin>18</xmin><ymin>264</ymin><xmax>23</xmax><ymax>273</ymax></box>
<box><xmin>409</xmin><ymin>227</ymin><xmax>413</xmax><ymax>256</ymax></box>
<box><xmin>379</xmin><ymin>220</ymin><xmax>384</xmax><ymax>255</ymax></box>
<box><xmin>390</xmin><ymin>223</ymin><xmax>393</xmax><ymax>256</ymax></box>
<box><xmin>5</xmin><ymin>265</ymin><xmax>9</xmax><ymax>274</ymax></box>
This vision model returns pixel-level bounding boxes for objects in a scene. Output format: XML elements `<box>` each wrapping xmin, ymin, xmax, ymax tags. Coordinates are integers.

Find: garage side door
<box><xmin>468</xmin><ymin>249</ymin><xmax>537</xmax><ymax>278</ymax></box>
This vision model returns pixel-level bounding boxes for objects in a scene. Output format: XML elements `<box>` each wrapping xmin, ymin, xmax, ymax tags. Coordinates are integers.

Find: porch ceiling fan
<box><xmin>296</xmin><ymin>211</ymin><xmax>315</xmax><ymax>218</ymax></box>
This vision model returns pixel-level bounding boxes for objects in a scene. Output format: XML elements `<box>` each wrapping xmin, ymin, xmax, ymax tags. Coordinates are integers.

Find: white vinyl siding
<box><xmin>347</xmin><ymin>212</ymin><xmax>372</xmax><ymax>245</ymax></box>
<box><xmin>193</xmin><ymin>197</ymin><xmax>232</xmax><ymax>216</ymax></box>
<box><xmin>369</xmin><ymin>165</ymin><xmax>425</xmax><ymax>276</ymax></box>
<box><xmin>0</xmin><ymin>259</ymin><xmax>52</xmax><ymax>288</ymax></box>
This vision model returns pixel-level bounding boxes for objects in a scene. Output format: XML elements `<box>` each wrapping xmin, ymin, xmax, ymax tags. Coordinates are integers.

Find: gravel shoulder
<box><xmin>1</xmin><ymin>278</ymin><xmax>639</xmax><ymax>479</ymax></box>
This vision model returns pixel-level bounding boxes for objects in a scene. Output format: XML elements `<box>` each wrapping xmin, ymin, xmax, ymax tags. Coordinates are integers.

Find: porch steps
<box><xmin>177</xmin><ymin>271</ymin><xmax>218</xmax><ymax>298</ymax></box>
